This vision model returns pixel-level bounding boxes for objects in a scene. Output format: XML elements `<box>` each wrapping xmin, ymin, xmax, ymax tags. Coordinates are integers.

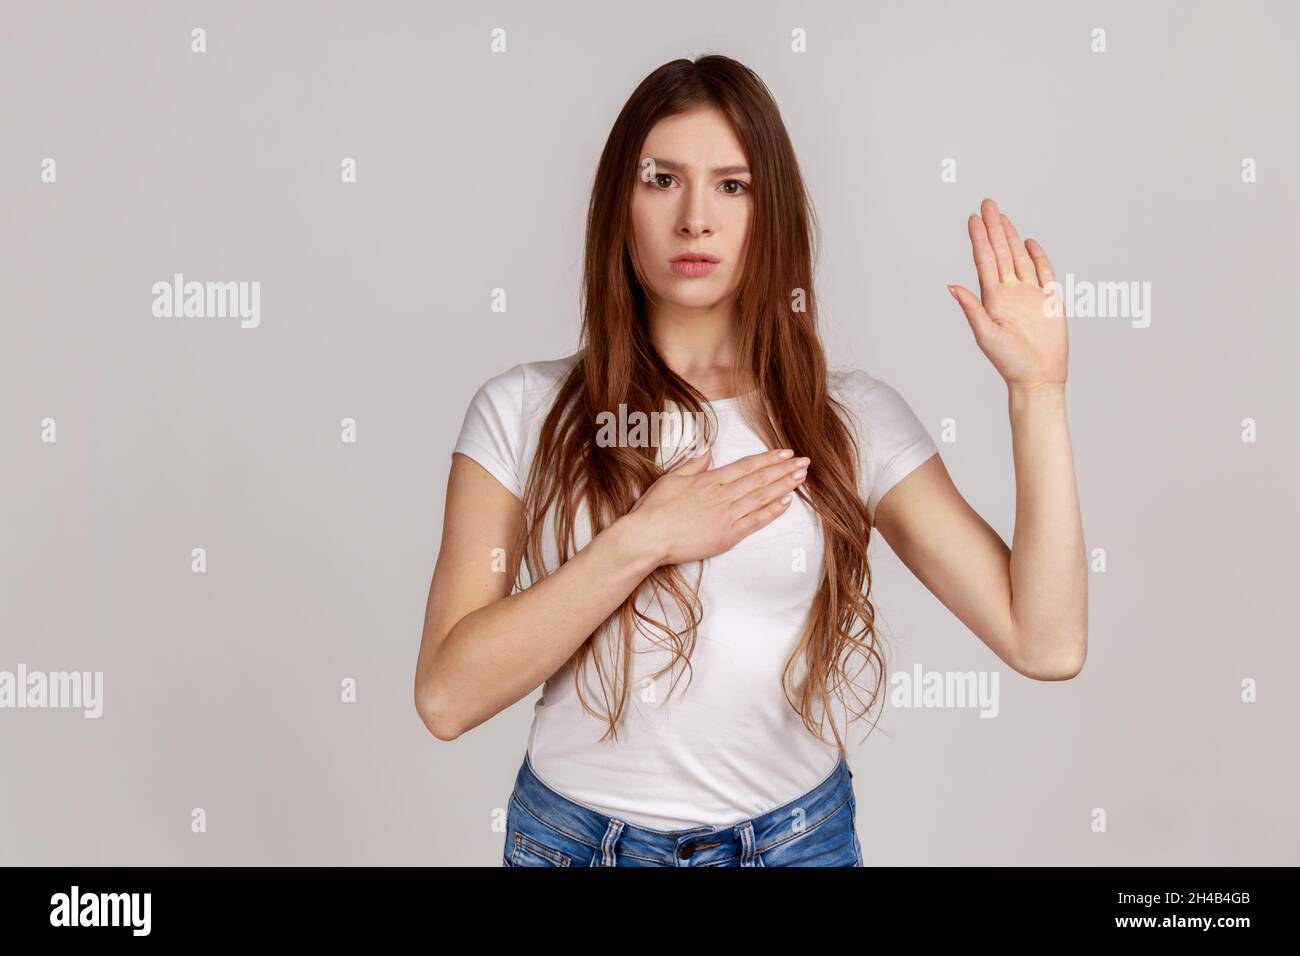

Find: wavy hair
<box><xmin>510</xmin><ymin>55</ymin><xmax>884</xmax><ymax>752</ymax></box>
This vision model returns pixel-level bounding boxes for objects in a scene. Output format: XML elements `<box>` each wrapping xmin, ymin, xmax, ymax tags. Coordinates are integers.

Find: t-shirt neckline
<box><xmin>702</xmin><ymin>390</ymin><xmax>755</xmax><ymax>410</ymax></box>
<box><xmin>664</xmin><ymin>391</ymin><xmax>753</xmax><ymax>413</ymax></box>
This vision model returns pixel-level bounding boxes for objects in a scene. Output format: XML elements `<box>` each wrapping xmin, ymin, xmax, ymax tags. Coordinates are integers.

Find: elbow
<box><xmin>414</xmin><ymin>680</ymin><xmax>465</xmax><ymax>742</ymax></box>
<box><xmin>1033</xmin><ymin>656</ymin><xmax>1085</xmax><ymax>682</ymax></box>
<box><xmin>1015</xmin><ymin>632</ymin><xmax>1087</xmax><ymax>681</ymax></box>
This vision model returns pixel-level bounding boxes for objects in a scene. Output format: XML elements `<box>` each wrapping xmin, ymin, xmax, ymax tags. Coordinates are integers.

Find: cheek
<box><xmin>629</xmin><ymin>194</ymin><xmax>662</xmax><ymax>254</ymax></box>
<box><xmin>727</xmin><ymin>206</ymin><xmax>752</xmax><ymax>265</ymax></box>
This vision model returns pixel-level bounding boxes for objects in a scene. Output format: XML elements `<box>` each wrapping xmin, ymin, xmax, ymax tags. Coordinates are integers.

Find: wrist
<box><xmin>606</xmin><ymin>512</ymin><xmax>666</xmax><ymax>574</ymax></box>
<box><xmin>1008</xmin><ymin>381</ymin><xmax>1066</xmax><ymax>403</ymax></box>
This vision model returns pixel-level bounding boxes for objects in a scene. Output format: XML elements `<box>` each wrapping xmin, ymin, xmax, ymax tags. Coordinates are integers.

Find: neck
<box><xmin>647</xmin><ymin>298</ymin><xmax>743</xmax><ymax>401</ymax></box>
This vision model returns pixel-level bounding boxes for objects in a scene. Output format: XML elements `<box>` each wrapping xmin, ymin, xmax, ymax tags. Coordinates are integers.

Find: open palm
<box><xmin>948</xmin><ymin>198</ymin><xmax>1068</xmax><ymax>390</ymax></box>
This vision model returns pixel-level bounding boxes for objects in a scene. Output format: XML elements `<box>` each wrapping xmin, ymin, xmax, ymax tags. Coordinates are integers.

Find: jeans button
<box><xmin>677</xmin><ymin>843</ymin><xmax>695</xmax><ymax>860</ymax></box>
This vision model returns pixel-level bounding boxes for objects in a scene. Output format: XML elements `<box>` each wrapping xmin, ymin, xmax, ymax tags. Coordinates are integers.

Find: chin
<box><xmin>669</xmin><ymin>290</ymin><xmax>723</xmax><ymax>309</ymax></box>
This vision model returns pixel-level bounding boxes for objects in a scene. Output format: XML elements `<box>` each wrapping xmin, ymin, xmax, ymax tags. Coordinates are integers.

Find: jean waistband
<box><xmin>510</xmin><ymin>752</ymin><xmax>854</xmax><ymax>867</ymax></box>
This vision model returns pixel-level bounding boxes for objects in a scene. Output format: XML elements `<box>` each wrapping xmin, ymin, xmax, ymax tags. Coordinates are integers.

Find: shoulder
<box><xmin>472</xmin><ymin>352</ymin><xmax>578</xmax><ymax>399</ymax></box>
<box><xmin>466</xmin><ymin>352</ymin><xmax>579</xmax><ymax>418</ymax></box>
<box><xmin>827</xmin><ymin>365</ymin><xmax>921</xmax><ymax>429</ymax></box>
<box><xmin>827</xmin><ymin>364</ymin><xmax>938</xmax><ymax>514</ymax></box>
<box><xmin>828</xmin><ymin>365</ymin><xmax>882</xmax><ymax>402</ymax></box>
<box><xmin>453</xmin><ymin>353</ymin><xmax>579</xmax><ymax>499</ymax></box>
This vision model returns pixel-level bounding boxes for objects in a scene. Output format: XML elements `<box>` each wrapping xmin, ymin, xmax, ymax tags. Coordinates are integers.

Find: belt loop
<box><xmin>737</xmin><ymin>820</ymin><xmax>758</xmax><ymax>867</ymax></box>
<box><xmin>599</xmin><ymin>818</ymin><xmax>624</xmax><ymax>867</ymax></box>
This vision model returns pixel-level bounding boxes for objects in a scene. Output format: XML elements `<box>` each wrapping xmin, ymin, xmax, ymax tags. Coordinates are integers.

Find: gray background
<box><xmin>2</xmin><ymin>0</ymin><xmax>1297</xmax><ymax>865</ymax></box>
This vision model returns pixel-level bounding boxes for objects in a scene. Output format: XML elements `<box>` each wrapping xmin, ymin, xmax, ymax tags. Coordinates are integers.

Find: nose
<box><xmin>679</xmin><ymin>219</ymin><xmax>713</xmax><ymax>239</ymax></box>
<box><xmin>677</xmin><ymin>186</ymin><xmax>713</xmax><ymax>238</ymax></box>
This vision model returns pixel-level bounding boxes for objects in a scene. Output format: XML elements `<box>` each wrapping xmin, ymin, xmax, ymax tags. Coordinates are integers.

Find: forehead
<box><xmin>640</xmin><ymin>106</ymin><xmax>748</xmax><ymax>168</ymax></box>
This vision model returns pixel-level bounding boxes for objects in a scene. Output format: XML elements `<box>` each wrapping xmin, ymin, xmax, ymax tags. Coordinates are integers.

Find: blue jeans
<box><xmin>503</xmin><ymin>751</ymin><xmax>862</xmax><ymax>867</ymax></box>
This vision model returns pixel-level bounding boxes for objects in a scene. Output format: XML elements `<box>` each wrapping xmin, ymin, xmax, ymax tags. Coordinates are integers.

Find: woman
<box><xmin>414</xmin><ymin>55</ymin><xmax>1086</xmax><ymax>867</ymax></box>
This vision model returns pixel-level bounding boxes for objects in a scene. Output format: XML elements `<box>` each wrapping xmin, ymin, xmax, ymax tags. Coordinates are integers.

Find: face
<box><xmin>629</xmin><ymin>106</ymin><xmax>752</xmax><ymax>311</ymax></box>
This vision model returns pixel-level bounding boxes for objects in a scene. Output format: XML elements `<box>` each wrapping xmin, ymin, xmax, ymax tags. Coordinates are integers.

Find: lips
<box><xmin>671</xmin><ymin>258</ymin><xmax>718</xmax><ymax>278</ymax></box>
<box><xmin>670</xmin><ymin>251</ymin><xmax>720</xmax><ymax>278</ymax></box>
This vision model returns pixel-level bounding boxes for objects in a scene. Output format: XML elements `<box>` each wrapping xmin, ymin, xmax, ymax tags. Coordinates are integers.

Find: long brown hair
<box><xmin>511</xmin><ymin>54</ymin><xmax>883</xmax><ymax>753</ymax></box>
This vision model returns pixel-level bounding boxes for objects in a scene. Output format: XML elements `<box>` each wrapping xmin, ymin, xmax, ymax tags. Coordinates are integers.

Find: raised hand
<box><xmin>947</xmin><ymin>198</ymin><xmax>1068</xmax><ymax>391</ymax></box>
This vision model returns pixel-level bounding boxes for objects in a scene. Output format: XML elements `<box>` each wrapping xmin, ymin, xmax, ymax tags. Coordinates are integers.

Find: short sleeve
<box><xmin>451</xmin><ymin>363</ymin><xmax>527</xmax><ymax>499</ymax></box>
<box><xmin>835</xmin><ymin>369</ymin><xmax>939</xmax><ymax>523</ymax></box>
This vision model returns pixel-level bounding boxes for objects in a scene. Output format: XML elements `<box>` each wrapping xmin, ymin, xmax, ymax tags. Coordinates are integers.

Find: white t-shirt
<box><xmin>451</xmin><ymin>352</ymin><xmax>938</xmax><ymax>830</ymax></box>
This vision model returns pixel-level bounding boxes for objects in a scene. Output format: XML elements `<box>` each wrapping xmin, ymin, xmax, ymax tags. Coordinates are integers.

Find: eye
<box><xmin>649</xmin><ymin>173</ymin><xmax>677</xmax><ymax>189</ymax></box>
<box><xmin>721</xmin><ymin>180</ymin><xmax>750</xmax><ymax>196</ymax></box>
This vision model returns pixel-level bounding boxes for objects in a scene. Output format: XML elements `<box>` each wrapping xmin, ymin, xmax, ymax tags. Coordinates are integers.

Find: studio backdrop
<box><xmin>2</xmin><ymin>0</ymin><xmax>1297</xmax><ymax>865</ymax></box>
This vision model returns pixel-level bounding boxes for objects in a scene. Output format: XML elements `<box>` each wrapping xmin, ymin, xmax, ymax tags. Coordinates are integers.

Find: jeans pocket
<box><xmin>504</xmin><ymin>793</ymin><xmax>580</xmax><ymax>866</ymax></box>
<box><xmin>510</xmin><ymin>830</ymin><xmax>573</xmax><ymax>867</ymax></box>
<box><xmin>758</xmin><ymin>797</ymin><xmax>859</xmax><ymax>867</ymax></box>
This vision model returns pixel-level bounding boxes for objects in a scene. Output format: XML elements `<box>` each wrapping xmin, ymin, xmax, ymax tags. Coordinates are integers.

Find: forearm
<box><xmin>421</xmin><ymin>514</ymin><xmax>661</xmax><ymax>737</ymax></box>
<box><xmin>1006</xmin><ymin>383</ymin><xmax>1088</xmax><ymax>678</ymax></box>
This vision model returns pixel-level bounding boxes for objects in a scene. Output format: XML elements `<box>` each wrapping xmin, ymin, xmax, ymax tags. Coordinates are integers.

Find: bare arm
<box><xmin>1004</xmin><ymin>383</ymin><xmax>1086</xmax><ymax>676</ymax></box>
<box><xmin>872</xmin><ymin>198</ymin><xmax>1087</xmax><ymax>681</ymax></box>
<box><xmin>414</xmin><ymin>445</ymin><xmax>808</xmax><ymax>739</ymax></box>
<box><xmin>413</xmin><ymin>454</ymin><xmax>657</xmax><ymax>740</ymax></box>
<box><xmin>874</xmin><ymin>385</ymin><xmax>1087</xmax><ymax>680</ymax></box>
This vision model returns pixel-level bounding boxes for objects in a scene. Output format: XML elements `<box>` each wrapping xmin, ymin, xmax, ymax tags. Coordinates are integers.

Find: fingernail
<box><xmin>947</xmin><ymin>285</ymin><xmax>958</xmax><ymax>299</ymax></box>
<box><xmin>778</xmin><ymin>449</ymin><xmax>794</xmax><ymax>459</ymax></box>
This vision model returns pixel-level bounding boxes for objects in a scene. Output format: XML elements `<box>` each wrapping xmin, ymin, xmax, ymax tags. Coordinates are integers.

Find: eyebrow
<box><xmin>646</xmin><ymin>158</ymin><xmax>751</xmax><ymax>176</ymax></box>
